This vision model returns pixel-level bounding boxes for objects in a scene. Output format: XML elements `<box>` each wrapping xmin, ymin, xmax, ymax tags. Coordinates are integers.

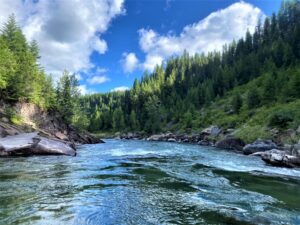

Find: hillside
<box><xmin>0</xmin><ymin>15</ymin><xmax>99</xmax><ymax>145</ymax></box>
<box><xmin>79</xmin><ymin>0</ymin><xmax>300</xmax><ymax>145</ymax></box>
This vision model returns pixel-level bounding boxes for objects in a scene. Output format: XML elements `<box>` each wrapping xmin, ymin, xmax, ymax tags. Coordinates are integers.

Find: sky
<box><xmin>0</xmin><ymin>0</ymin><xmax>282</xmax><ymax>94</ymax></box>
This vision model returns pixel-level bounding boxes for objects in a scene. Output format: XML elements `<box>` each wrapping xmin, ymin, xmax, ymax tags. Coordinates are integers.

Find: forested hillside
<box><xmin>0</xmin><ymin>15</ymin><xmax>87</xmax><ymax>130</ymax></box>
<box><xmin>80</xmin><ymin>0</ymin><xmax>300</xmax><ymax>142</ymax></box>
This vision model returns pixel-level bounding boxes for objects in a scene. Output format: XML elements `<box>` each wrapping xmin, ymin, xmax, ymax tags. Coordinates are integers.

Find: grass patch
<box><xmin>234</xmin><ymin>125</ymin><xmax>272</xmax><ymax>143</ymax></box>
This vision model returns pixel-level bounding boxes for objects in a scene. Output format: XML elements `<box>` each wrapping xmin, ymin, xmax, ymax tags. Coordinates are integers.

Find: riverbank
<box><xmin>114</xmin><ymin>127</ymin><xmax>300</xmax><ymax>168</ymax></box>
<box><xmin>0</xmin><ymin>102</ymin><xmax>103</xmax><ymax>157</ymax></box>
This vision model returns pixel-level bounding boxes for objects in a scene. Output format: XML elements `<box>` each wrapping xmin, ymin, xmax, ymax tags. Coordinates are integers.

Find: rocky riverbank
<box><xmin>0</xmin><ymin>103</ymin><xmax>104</xmax><ymax>157</ymax></box>
<box><xmin>117</xmin><ymin>126</ymin><xmax>300</xmax><ymax>168</ymax></box>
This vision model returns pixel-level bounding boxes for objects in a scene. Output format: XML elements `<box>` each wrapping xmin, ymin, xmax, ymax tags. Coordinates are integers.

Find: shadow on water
<box><xmin>213</xmin><ymin>169</ymin><xmax>300</xmax><ymax>210</ymax></box>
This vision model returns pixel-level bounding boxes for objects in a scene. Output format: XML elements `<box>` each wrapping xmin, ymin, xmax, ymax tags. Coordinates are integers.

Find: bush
<box><xmin>4</xmin><ymin>107</ymin><xmax>23</xmax><ymax>125</ymax></box>
<box><xmin>268</xmin><ymin>110</ymin><xmax>294</xmax><ymax>128</ymax></box>
<box><xmin>234</xmin><ymin>125</ymin><xmax>272</xmax><ymax>143</ymax></box>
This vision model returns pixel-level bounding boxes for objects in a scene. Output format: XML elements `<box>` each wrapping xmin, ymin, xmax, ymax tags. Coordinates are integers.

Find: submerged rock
<box><xmin>243</xmin><ymin>139</ymin><xmax>278</xmax><ymax>155</ymax></box>
<box><xmin>0</xmin><ymin>133</ymin><xmax>76</xmax><ymax>157</ymax></box>
<box><xmin>216</xmin><ymin>137</ymin><xmax>245</xmax><ymax>151</ymax></box>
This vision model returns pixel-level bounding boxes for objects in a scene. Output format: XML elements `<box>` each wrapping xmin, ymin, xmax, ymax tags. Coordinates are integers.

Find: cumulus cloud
<box><xmin>121</xmin><ymin>52</ymin><xmax>139</xmax><ymax>73</ymax></box>
<box><xmin>138</xmin><ymin>1</ymin><xmax>265</xmax><ymax>71</ymax></box>
<box><xmin>111</xmin><ymin>86</ymin><xmax>130</xmax><ymax>92</ymax></box>
<box><xmin>78</xmin><ymin>85</ymin><xmax>96</xmax><ymax>95</ymax></box>
<box><xmin>87</xmin><ymin>75</ymin><xmax>110</xmax><ymax>85</ymax></box>
<box><xmin>0</xmin><ymin>0</ymin><xmax>125</xmax><ymax>79</ymax></box>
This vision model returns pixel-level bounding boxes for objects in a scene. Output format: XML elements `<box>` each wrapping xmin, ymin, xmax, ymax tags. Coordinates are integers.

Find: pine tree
<box><xmin>231</xmin><ymin>93</ymin><xmax>243</xmax><ymax>114</ymax></box>
<box><xmin>247</xmin><ymin>87</ymin><xmax>261</xmax><ymax>108</ymax></box>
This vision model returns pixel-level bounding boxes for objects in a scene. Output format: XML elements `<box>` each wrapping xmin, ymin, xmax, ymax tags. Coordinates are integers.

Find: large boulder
<box><xmin>147</xmin><ymin>134</ymin><xmax>165</xmax><ymax>141</ymax></box>
<box><xmin>201</xmin><ymin>126</ymin><xmax>221</xmax><ymax>137</ymax></box>
<box><xmin>0</xmin><ymin>132</ymin><xmax>76</xmax><ymax>156</ymax></box>
<box><xmin>243</xmin><ymin>139</ymin><xmax>278</xmax><ymax>155</ymax></box>
<box><xmin>292</xmin><ymin>143</ymin><xmax>300</xmax><ymax>157</ymax></box>
<box><xmin>0</xmin><ymin>132</ymin><xmax>37</xmax><ymax>152</ymax></box>
<box><xmin>253</xmin><ymin>149</ymin><xmax>300</xmax><ymax>168</ymax></box>
<box><xmin>32</xmin><ymin>136</ymin><xmax>76</xmax><ymax>156</ymax></box>
<box><xmin>216</xmin><ymin>137</ymin><xmax>245</xmax><ymax>151</ymax></box>
<box><xmin>167</xmin><ymin>138</ymin><xmax>176</xmax><ymax>142</ymax></box>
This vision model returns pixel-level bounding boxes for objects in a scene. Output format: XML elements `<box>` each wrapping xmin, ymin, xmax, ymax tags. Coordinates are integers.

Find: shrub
<box><xmin>4</xmin><ymin>107</ymin><xmax>23</xmax><ymax>125</ymax></box>
<box><xmin>268</xmin><ymin>110</ymin><xmax>294</xmax><ymax>128</ymax></box>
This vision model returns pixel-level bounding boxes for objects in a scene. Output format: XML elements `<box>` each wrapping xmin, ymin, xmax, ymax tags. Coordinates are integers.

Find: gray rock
<box><xmin>55</xmin><ymin>131</ymin><xmax>68</xmax><ymax>141</ymax></box>
<box><xmin>33</xmin><ymin>137</ymin><xmax>76</xmax><ymax>156</ymax></box>
<box><xmin>258</xmin><ymin>149</ymin><xmax>300</xmax><ymax>168</ymax></box>
<box><xmin>292</xmin><ymin>144</ymin><xmax>300</xmax><ymax>157</ymax></box>
<box><xmin>283</xmin><ymin>144</ymin><xmax>292</xmax><ymax>152</ymax></box>
<box><xmin>147</xmin><ymin>134</ymin><xmax>164</xmax><ymax>141</ymax></box>
<box><xmin>167</xmin><ymin>138</ymin><xmax>176</xmax><ymax>142</ymax></box>
<box><xmin>243</xmin><ymin>139</ymin><xmax>278</xmax><ymax>155</ymax></box>
<box><xmin>198</xmin><ymin>140</ymin><xmax>211</xmax><ymax>146</ymax></box>
<box><xmin>0</xmin><ymin>132</ymin><xmax>76</xmax><ymax>156</ymax></box>
<box><xmin>1</xmin><ymin>133</ymin><xmax>37</xmax><ymax>152</ymax></box>
<box><xmin>216</xmin><ymin>138</ymin><xmax>245</xmax><ymax>151</ymax></box>
<box><xmin>0</xmin><ymin>126</ymin><xmax>9</xmax><ymax>137</ymax></box>
<box><xmin>1</xmin><ymin>117</ymin><xmax>9</xmax><ymax>123</ymax></box>
<box><xmin>201</xmin><ymin>126</ymin><xmax>221</xmax><ymax>137</ymax></box>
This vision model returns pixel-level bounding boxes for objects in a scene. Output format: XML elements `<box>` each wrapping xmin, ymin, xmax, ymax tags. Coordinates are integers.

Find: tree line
<box><xmin>80</xmin><ymin>0</ymin><xmax>300</xmax><ymax>133</ymax></box>
<box><xmin>0</xmin><ymin>15</ymin><xmax>85</xmax><ymax>129</ymax></box>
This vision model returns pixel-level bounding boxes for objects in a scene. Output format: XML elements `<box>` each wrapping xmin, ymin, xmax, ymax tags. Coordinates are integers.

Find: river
<box><xmin>0</xmin><ymin>139</ymin><xmax>300</xmax><ymax>225</ymax></box>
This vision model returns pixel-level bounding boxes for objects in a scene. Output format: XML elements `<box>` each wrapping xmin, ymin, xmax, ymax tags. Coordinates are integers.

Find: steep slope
<box><xmin>0</xmin><ymin>102</ymin><xmax>101</xmax><ymax>144</ymax></box>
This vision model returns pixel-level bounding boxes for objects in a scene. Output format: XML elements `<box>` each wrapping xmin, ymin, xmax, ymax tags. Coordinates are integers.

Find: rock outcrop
<box><xmin>243</xmin><ymin>139</ymin><xmax>278</xmax><ymax>155</ymax></box>
<box><xmin>0</xmin><ymin>133</ymin><xmax>76</xmax><ymax>156</ymax></box>
<box><xmin>201</xmin><ymin>126</ymin><xmax>221</xmax><ymax>137</ymax></box>
<box><xmin>0</xmin><ymin>102</ymin><xmax>103</xmax><ymax>144</ymax></box>
<box><xmin>252</xmin><ymin>149</ymin><xmax>300</xmax><ymax>168</ymax></box>
<box><xmin>216</xmin><ymin>137</ymin><xmax>245</xmax><ymax>151</ymax></box>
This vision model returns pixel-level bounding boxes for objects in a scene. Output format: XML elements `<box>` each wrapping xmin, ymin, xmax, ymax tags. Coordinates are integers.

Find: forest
<box><xmin>0</xmin><ymin>15</ymin><xmax>87</xmax><ymax>130</ymax></box>
<box><xmin>1</xmin><ymin>1</ymin><xmax>300</xmax><ymax>143</ymax></box>
<box><xmin>78</xmin><ymin>0</ymin><xmax>300</xmax><ymax>142</ymax></box>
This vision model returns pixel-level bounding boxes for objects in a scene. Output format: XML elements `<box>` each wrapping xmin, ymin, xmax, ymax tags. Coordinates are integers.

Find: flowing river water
<box><xmin>0</xmin><ymin>139</ymin><xmax>300</xmax><ymax>225</ymax></box>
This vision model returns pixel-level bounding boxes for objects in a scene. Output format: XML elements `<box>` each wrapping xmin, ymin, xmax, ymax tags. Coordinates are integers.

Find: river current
<box><xmin>0</xmin><ymin>139</ymin><xmax>300</xmax><ymax>225</ymax></box>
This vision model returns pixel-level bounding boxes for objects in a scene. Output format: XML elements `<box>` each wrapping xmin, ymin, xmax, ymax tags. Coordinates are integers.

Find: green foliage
<box><xmin>4</xmin><ymin>107</ymin><xmax>23</xmax><ymax>125</ymax></box>
<box><xmin>183</xmin><ymin>110</ymin><xmax>193</xmax><ymax>129</ymax></box>
<box><xmin>56</xmin><ymin>70</ymin><xmax>80</xmax><ymax>124</ymax></box>
<box><xmin>0</xmin><ymin>14</ymin><xmax>55</xmax><ymax>108</ymax></box>
<box><xmin>234</xmin><ymin>126</ymin><xmax>272</xmax><ymax>143</ymax></box>
<box><xmin>112</xmin><ymin>107</ymin><xmax>125</xmax><ymax>131</ymax></box>
<box><xmin>246</xmin><ymin>87</ymin><xmax>261</xmax><ymax>108</ymax></box>
<box><xmin>72</xmin><ymin>105</ymin><xmax>90</xmax><ymax>131</ymax></box>
<box><xmin>70</xmin><ymin>1</ymin><xmax>300</xmax><ymax>138</ymax></box>
<box><xmin>268</xmin><ymin>110</ymin><xmax>294</xmax><ymax>128</ymax></box>
<box><xmin>231</xmin><ymin>94</ymin><xmax>243</xmax><ymax>114</ymax></box>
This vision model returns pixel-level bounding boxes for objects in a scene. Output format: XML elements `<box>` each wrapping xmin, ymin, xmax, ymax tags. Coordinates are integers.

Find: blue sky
<box><xmin>0</xmin><ymin>0</ymin><xmax>282</xmax><ymax>94</ymax></box>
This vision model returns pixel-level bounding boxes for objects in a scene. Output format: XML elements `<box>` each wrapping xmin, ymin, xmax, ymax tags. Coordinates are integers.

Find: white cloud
<box><xmin>0</xmin><ymin>0</ymin><xmax>125</xmax><ymax>79</ymax></box>
<box><xmin>93</xmin><ymin>38</ymin><xmax>108</xmax><ymax>54</ymax></box>
<box><xmin>87</xmin><ymin>75</ymin><xmax>110</xmax><ymax>85</ymax></box>
<box><xmin>121</xmin><ymin>52</ymin><xmax>139</xmax><ymax>73</ymax></box>
<box><xmin>111</xmin><ymin>86</ymin><xmax>130</xmax><ymax>92</ymax></box>
<box><xmin>78</xmin><ymin>85</ymin><xmax>95</xmax><ymax>95</ymax></box>
<box><xmin>96</xmin><ymin>67</ymin><xmax>109</xmax><ymax>74</ymax></box>
<box><xmin>138</xmin><ymin>1</ymin><xmax>265</xmax><ymax>71</ymax></box>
